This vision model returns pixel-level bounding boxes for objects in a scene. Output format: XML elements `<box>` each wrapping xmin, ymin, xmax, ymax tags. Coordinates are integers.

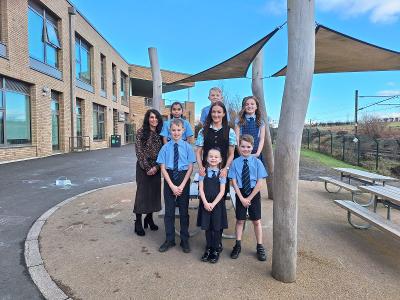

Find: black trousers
<box><xmin>164</xmin><ymin>170</ymin><xmax>190</xmax><ymax>242</ymax></box>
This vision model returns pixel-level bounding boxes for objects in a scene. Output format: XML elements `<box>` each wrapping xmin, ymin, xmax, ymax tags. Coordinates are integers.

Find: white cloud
<box><xmin>376</xmin><ymin>90</ymin><xmax>400</xmax><ymax>96</ymax></box>
<box><xmin>261</xmin><ymin>0</ymin><xmax>286</xmax><ymax>16</ymax></box>
<box><xmin>317</xmin><ymin>0</ymin><xmax>400</xmax><ymax>24</ymax></box>
<box><xmin>386</xmin><ymin>81</ymin><xmax>397</xmax><ymax>87</ymax></box>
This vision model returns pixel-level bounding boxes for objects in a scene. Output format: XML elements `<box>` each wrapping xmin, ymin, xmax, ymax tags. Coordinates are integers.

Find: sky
<box><xmin>70</xmin><ymin>0</ymin><xmax>400</xmax><ymax>124</ymax></box>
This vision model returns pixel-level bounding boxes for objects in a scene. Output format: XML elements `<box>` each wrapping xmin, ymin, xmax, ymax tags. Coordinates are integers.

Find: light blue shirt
<box><xmin>195</xmin><ymin>127</ymin><xmax>237</xmax><ymax>147</ymax></box>
<box><xmin>160</xmin><ymin>118</ymin><xmax>194</xmax><ymax>141</ymax></box>
<box><xmin>235</xmin><ymin>114</ymin><xmax>265</xmax><ymax>136</ymax></box>
<box><xmin>200</xmin><ymin>104</ymin><xmax>231</xmax><ymax>124</ymax></box>
<box><xmin>198</xmin><ymin>167</ymin><xmax>227</xmax><ymax>184</ymax></box>
<box><xmin>156</xmin><ymin>139</ymin><xmax>196</xmax><ymax>171</ymax></box>
<box><xmin>228</xmin><ymin>155</ymin><xmax>267</xmax><ymax>188</ymax></box>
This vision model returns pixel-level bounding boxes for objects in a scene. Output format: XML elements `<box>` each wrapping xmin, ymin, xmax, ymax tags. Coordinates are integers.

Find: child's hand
<box><xmin>178</xmin><ymin>184</ymin><xmax>185</xmax><ymax>193</ymax></box>
<box><xmin>171</xmin><ymin>185</ymin><xmax>181</xmax><ymax>196</ymax></box>
<box><xmin>244</xmin><ymin>198</ymin><xmax>251</xmax><ymax>207</ymax></box>
<box><xmin>204</xmin><ymin>202</ymin><xmax>212</xmax><ymax>212</ymax></box>
<box><xmin>199</xmin><ymin>167</ymin><xmax>206</xmax><ymax>177</ymax></box>
<box><xmin>219</xmin><ymin>168</ymin><xmax>228</xmax><ymax>178</ymax></box>
<box><xmin>209</xmin><ymin>202</ymin><xmax>216</xmax><ymax>211</ymax></box>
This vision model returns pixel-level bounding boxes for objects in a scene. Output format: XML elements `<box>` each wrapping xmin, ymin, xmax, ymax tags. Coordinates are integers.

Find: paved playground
<box><xmin>35</xmin><ymin>180</ymin><xmax>400</xmax><ymax>299</ymax></box>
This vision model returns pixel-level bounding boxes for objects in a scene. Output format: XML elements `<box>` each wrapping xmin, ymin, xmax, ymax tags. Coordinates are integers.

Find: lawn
<box><xmin>300</xmin><ymin>148</ymin><xmax>367</xmax><ymax>171</ymax></box>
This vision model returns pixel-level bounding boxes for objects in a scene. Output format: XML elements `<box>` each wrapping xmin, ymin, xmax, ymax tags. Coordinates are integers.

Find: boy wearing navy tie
<box><xmin>157</xmin><ymin>119</ymin><xmax>196</xmax><ymax>253</ymax></box>
<box><xmin>228</xmin><ymin>134</ymin><xmax>268</xmax><ymax>261</ymax></box>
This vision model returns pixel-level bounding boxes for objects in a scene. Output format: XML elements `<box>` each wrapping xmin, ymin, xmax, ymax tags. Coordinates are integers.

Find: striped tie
<box><xmin>212</xmin><ymin>170</ymin><xmax>216</xmax><ymax>178</ymax></box>
<box><xmin>173</xmin><ymin>143</ymin><xmax>179</xmax><ymax>182</ymax></box>
<box><xmin>242</xmin><ymin>158</ymin><xmax>251</xmax><ymax>196</ymax></box>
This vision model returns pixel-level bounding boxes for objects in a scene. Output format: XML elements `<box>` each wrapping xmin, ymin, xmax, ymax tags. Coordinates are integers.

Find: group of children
<box><xmin>154</xmin><ymin>87</ymin><xmax>268</xmax><ymax>263</ymax></box>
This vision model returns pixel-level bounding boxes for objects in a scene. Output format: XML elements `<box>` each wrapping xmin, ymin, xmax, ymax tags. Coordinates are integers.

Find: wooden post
<box><xmin>271</xmin><ymin>0</ymin><xmax>315</xmax><ymax>282</ymax></box>
<box><xmin>148</xmin><ymin>47</ymin><xmax>162</xmax><ymax>111</ymax></box>
<box><xmin>252</xmin><ymin>49</ymin><xmax>274</xmax><ymax>199</ymax></box>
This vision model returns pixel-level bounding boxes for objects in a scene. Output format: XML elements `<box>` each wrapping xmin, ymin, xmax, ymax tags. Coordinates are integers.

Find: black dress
<box><xmin>133</xmin><ymin>128</ymin><xmax>162</xmax><ymax>214</ymax></box>
<box><xmin>197</xmin><ymin>171</ymin><xmax>228</xmax><ymax>230</ymax></box>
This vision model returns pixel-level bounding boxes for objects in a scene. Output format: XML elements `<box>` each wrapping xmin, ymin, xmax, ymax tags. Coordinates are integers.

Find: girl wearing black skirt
<box><xmin>197</xmin><ymin>148</ymin><xmax>228</xmax><ymax>263</ymax></box>
<box><xmin>133</xmin><ymin>109</ymin><xmax>163</xmax><ymax>236</ymax></box>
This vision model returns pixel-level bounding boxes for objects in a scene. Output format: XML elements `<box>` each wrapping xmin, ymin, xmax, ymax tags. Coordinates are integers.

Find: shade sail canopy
<box><xmin>273</xmin><ymin>25</ymin><xmax>400</xmax><ymax>77</ymax></box>
<box><xmin>168</xmin><ymin>28</ymin><xmax>279</xmax><ymax>85</ymax></box>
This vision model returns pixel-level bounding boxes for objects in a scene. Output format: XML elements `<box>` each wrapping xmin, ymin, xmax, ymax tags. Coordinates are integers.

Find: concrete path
<box><xmin>36</xmin><ymin>181</ymin><xmax>400</xmax><ymax>299</ymax></box>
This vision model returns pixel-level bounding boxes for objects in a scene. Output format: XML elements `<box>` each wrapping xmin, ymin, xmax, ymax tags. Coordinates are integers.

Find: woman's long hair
<box><xmin>238</xmin><ymin>96</ymin><xmax>262</xmax><ymax>127</ymax></box>
<box><xmin>141</xmin><ymin>109</ymin><xmax>163</xmax><ymax>142</ymax></box>
<box><xmin>203</xmin><ymin>101</ymin><xmax>229</xmax><ymax>140</ymax></box>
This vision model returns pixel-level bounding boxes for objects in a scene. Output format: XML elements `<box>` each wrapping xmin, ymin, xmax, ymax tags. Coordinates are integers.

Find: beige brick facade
<box><xmin>0</xmin><ymin>0</ymin><xmax>194</xmax><ymax>162</ymax></box>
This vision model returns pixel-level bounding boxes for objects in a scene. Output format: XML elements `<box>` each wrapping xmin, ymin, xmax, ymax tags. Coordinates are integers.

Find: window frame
<box><xmin>120</xmin><ymin>71</ymin><xmax>127</xmax><ymax>105</ymax></box>
<box><xmin>75</xmin><ymin>35</ymin><xmax>92</xmax><ymax>85</ymax></box>
<box><xmin>28</xmin><ymin>2</ymin><xmax>61</xmax><ymax>69</ymax></box>
<box><xmin>100</xmin><ymin>54</ymin><xmax>106</xmax><ymax>93</ymax></box>
<box><xmin>112</xmin><ymin>63</ymin><xmax>117</xmax><ymax>100</ymax></box>
<box><xmin>92</xmin><ymin>103</ymin><xmax>105</xmax><ymax>141</ymax></box>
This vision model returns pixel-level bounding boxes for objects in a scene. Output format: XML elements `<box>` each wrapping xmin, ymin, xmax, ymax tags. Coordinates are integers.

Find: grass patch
<box><xmin>300</xmin><ymin>148</ymin><xmax>367</xmax><ymax>170</ymax></box>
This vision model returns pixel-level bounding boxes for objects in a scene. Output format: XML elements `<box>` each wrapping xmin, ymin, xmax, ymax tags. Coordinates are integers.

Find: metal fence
<box><xmin>301</xmin><ymin>128</ymin><xmax>400</xmax><ymax>174</ymax></box>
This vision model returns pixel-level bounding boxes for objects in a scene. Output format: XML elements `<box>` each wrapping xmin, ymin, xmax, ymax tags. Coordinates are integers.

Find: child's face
<box><xmin>207</xmin><ymin>149</ymin><xmax>222</xmax><ymax>167</ymax></box>
<box><xmin>208</xmin><ymin>90</ymin><xmax>222</xmax><ymax>104</ymax></box>
<box><xmin>170</xmin><ymin>123</ymin><xmax>184</xmax><ymax>141</ymax></box>
<box><xmin>244</xmin><ymin>98</ymin><xmax>257</xmax><ymax>115</ymax></box>
<box><xmin>211</xmin><ymin>105</ymin><xmax>225</xmax><ymax>124</ymax></box>
<box><xmin>171</xmin><ymin>105</ymin><xmax>183</xmax><ymax>118</ymax></box>
<box><xmin>239</xmin><ymin>140</ymin><xmax>253</xmax><ymax>157</ymax></box>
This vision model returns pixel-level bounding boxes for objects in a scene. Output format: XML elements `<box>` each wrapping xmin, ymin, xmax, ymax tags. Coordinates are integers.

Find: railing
<box><xmin>69</xmin><ymin>136</ymin><xmax>91</xmax><ymax>152</ymax></box>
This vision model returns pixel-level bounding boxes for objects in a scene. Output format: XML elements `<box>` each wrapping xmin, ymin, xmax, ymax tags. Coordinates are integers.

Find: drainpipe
<box><xmin>68</xmin><ymin>6</ymin><xmax>76</xmax><ymax>149</ymax></box>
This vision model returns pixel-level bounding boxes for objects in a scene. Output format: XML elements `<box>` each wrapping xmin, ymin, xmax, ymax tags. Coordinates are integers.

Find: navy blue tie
<box><xmin>173</xmin><ymin>143</ymin><xmax>179</xmax><ymax>182</ymax></box>
<box><xmin>211</xmin><ymin>170</ymin><xmax>216</xmax><ymax>178</ymax></box>
<box><xmin>242</xmin><ymin>159</ymin><xmax>251</xmax><ymax>196</ymax></box>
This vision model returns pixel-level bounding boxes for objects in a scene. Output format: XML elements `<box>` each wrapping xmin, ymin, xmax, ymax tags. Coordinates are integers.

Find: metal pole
<box><xmin>68</xmin><ymin>6</ymin><xmax>76</xmax><ymax>149</ymax></box>
<box><xmin>148</xmin><ymin>47</ymin><xmax>162</xmax><ymax>111</ymax></box>
<box><xmin>354</xmin><ymin>90</ymin><xmax>358</xmax><ymax>135</ymax></box>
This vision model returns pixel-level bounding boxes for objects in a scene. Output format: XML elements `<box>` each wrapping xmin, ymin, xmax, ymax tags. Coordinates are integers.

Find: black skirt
<box><xmin>196</xmin><ymin>175</ymin><xmax>228</xmax><ymax>230</ymax></box>
<box><xmin>133</xmin><ymin>162</ymin><xmax>161</xmax><ymax>214</ymax></box>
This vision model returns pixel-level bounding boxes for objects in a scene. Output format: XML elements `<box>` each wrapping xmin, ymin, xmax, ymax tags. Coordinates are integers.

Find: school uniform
<box><xmin>160</xmin><ymin>117</ymin><xmax>194</xmax><ymax>142</ymax></box>
<box><xmin>235</xmin><ymin>114</ymin><xmax>265</xmax><ymax>164</ymax></box>
<box><xmin>197</xmin><ymin>168</ymin><xmax>228</xmax><ymax>249</ymax></box>
<box><xmin>200</xmin><ymin>105</ymin><xmax>231</xmax><ymax>125</ymax></box>
<box><xmin>228</xmin><ymin>155</ymin><xmax>268</xmax><ymax>221</ymax></box>
<box><xmin>156</xmin><ymin>139</ymin><xmax>196</xmax><ymax>242</ymax></box>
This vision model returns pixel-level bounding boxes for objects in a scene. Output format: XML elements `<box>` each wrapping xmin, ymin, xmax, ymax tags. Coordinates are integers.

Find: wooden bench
<box><xmin>319</xmin><ymin>176</ymin><xmax>361</xmax><ymax>202</ymax></box>
<box><xmin>334</xmin><ymin>200</ymin><xmax>400</xmax><ymax>241</ymax></box>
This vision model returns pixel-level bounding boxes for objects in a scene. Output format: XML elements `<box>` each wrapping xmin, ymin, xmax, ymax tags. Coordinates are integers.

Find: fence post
<box><xmin>306</xmin><ymin>128</ymin><xmax>310</xmax><ymax>149</ymax></box>
<box><xmin>342</xmin><ymin>136</ymin><xmax>346</xmax><ymax>161</ymax></box>
<box><xmin>355</xmin><ymin>135</ymin><xmax>360</xmax><ymax>166</ymax></box>
<box><xmin>316</xmin><ymin>128</ymin><xmax>321</xmax><ymax>152</ymax></box>
<box><xmin>374</xmin><ymin>138</ymin><xmax>379</xmax><ymax>170</ymax></box>
<box><xmin>329</xmin><ymin>130</ymin><xmax>333</xmax><ymax>155</ymax></box>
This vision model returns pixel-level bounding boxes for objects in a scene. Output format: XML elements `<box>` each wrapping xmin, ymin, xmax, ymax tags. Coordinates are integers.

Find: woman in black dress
<box><xmin>133</xmin><ymin>109</ymin><xmax>163</xmax><ymax>236</ymax></box>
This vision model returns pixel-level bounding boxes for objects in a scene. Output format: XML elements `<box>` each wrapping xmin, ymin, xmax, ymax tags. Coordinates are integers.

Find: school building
<box><xmin>0</xmin><ymin>0</ymin><xmax>194</xmax><ymax>162</ymax></box>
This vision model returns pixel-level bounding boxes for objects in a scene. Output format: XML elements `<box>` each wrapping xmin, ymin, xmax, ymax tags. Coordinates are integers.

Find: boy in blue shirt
<box><xmin>228</xmin><ymin>134</ymin><xmax>268</xmax><ymax>261</ymax></box>
<box><xmin>157</xmin><ymin>119</ymin><xmax>196</xmax><ymax>253</ymax></box>
<box><xmin>200</xmin><ymin>87</ymin><xmax>230</xmax><ymax>125</ymax></box>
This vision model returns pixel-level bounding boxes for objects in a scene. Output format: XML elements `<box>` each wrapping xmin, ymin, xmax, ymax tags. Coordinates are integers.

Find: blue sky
<box><xmin>70</xmin><ymin>0</ymin><xmax>400</xmax><ymax>123</ymax></box>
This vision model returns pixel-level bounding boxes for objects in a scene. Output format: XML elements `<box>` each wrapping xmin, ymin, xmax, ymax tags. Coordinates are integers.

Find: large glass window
<box><xmin>28</xmin><ymin>2</ymin><xmax>61</xmax><ymax>68</ymax></box>
<box><xmin>120</xmin><ymin>71</ymin><xmax>127</xmax><ymax>105</ymax></box>
<box><xmin>112</xmin><ymin>64</ymin><xmax>117</xmax><ymax>100</ymax></box>
<box><xmin>51</xmin><ymin>92</ymin><xmax>60</xmax><ymax>150</ymax></box>
<box><xmin>92</xmin><ymin>103</ymin><xmax>105</xmax><ymax>140</ymax></box>
<box><xmin>76</xmin><ymin>99</ymin><xmax>82</xmax><ymax>137</ymax></box>
<box><xmin>75</xmin><ymin>35</ymin><xmax>91</xmax><ymax>84</ymax></box>
<box><xmin>100</xmin><ymin>54</ymin><xmax>106</xmax><ymax>92</ymax></box>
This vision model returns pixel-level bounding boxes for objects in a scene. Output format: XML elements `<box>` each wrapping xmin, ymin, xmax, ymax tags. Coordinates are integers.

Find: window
<box><xmin>120</xmin><ymin>71</ymin><xmax>127</xmax><ymax>105</ymax></box>
<box><xmin>100</xmin><ymin>54</ymin><xmax>106</xmax><ymax>92</ymax></box>
<box><xmin>92</xmin><ymin>103</ymin><xmax>105</xmax><ymax>140</ymax></box>
<box><xmin>75</xmin><ymin>35</ymin><xmax>91</xmax><ymax>84</ymax></box>
<box><xmin>28</xmin><ymin>1</ymin><xmax>61</xmax><ymax>68</ymax></box>
<box><xmin>144</xmin><ymin>97</ymin><xmax>153</xmax><ymax>107</ymax></box>
<box><xmin>76</xmin><ymin>99</ymin><xmax>83</xmax><ymax>137</ymax></box>
<box><xmin>0</xmin><ymin>77</ymin><xmax>31</xmax><ymax>145</ymax></box>
<box><xmin>112</xmin><ymin>64</ymin><xmax>117</xmax><ymax>100</ymax></box>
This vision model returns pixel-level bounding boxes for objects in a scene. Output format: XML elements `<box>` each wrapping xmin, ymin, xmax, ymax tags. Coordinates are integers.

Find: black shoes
<box><xmin>208</xmin><ymin>249</ymin><xmax>219</xmax><ymax>263</ymax></box>
<box><xmin>230</xmin><ymin>243</ymin><xmax>241</xmax><ymax>259</ymax></box>
<box><xmin>217</xmin><ymin>243</ymin><xmax>223</xmax><ymax>254</ymax></box>
<box><xmin>180</xmin><ymin>240</ymin><xmax>191</xmax><ymax>253</ymax></box>
<box><xmin>256</xmin><ymin>244</ymin><xmax>267</xmax><ymax>261</ymax></box>
<box><xmin>134</xmin><ymin>219</ymin><xmax>145</xmax><ymax>236</ymax></box>
<box><xmin>144</xmin><ymin>213</ymin><xmax>158</xmax><ymax>231</ymax></box>
<box><xmin>201</xmin><ymin>248</ymin><xmax>211</xmax><ymax>262</ymax></box>
<box><xmin>159</xmin><ymin>240</ymin><xmax>176</xmax><ymax>252</ymax></box>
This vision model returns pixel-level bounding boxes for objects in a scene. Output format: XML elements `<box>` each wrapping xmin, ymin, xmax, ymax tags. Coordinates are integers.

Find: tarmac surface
<box><xmin>38</xmin><ymin>180</ymin><xmax>400</xmax><ymax>299</ymax></box>
<box><xmin>0</xmin><ymin>145</ymin><xmax>135</xmax><ymax>300</ymax></box>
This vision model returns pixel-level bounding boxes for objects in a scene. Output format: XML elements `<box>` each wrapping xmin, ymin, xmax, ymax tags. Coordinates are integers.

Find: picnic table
<box><xmin>334</xmin><ymin>167</ymin><xmax>398</xmax><ymax>186</ymax></box>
